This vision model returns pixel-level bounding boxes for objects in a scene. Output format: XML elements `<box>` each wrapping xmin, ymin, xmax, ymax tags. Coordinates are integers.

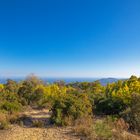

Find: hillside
<box><xmin>98</xmin><ymin>78</ymin><xmax>119</xmax><ymax>86</ymax></box>
<box><xmin>0</xmin><ymin>75</ymin><xmax>140</xmax><ymax>140</ymax></box>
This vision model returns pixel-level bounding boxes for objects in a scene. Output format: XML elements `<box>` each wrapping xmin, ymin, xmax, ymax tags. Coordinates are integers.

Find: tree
<box><xmin>0</xmin><ymin>84</ymin><xmax>4</xmax><ymax>92</ymax></box>
<box><xmin>4</xmin><ymin>80</ymin><xmax>18</xmax><ymax>93</ymax></box>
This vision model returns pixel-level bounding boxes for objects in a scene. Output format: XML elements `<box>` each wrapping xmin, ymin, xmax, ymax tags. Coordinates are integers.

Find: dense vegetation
<box><xmin>0</xmin><ymin>75</ymin><xmax>140</xmax><ymax>139</ymax></box>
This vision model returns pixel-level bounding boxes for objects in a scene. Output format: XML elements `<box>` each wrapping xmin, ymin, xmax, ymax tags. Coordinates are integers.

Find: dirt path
<box><xmin>0</xmin><ymin>125</ymin><xmax>80</xmax><ymax>140</ymax></box>
<box><xmin>0</xmin><ymin>109</ymin><xmax>80</xmax><ymax>140</ymax></box>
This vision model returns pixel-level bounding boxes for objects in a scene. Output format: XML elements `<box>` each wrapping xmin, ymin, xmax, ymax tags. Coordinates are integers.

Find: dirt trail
<box><xmin>0</xmin><ymin>125</ymin><xmax>80</xmax><ymax>140</ymax></box>
<box><xmin>0</xmin><ymin>109</ymin><xmax>80</xmax><ymax>140</ymax></box>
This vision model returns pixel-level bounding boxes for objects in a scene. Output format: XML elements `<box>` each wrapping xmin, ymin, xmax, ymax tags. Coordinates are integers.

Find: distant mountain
<box><xmin>98</xmin><ymin>78</ymin><xmax>119</xmax><ymax>86</ymax></box>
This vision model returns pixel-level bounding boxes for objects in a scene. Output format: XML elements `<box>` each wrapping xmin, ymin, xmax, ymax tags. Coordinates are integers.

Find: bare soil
<box><xmin>0</xmin><ymin>109</ymin><xmax>80</xmax><ymax>140</ymax></box>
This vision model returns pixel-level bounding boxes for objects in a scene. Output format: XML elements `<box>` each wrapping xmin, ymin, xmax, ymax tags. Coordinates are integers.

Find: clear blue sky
<box><xmin>0</xmin><ymin>0</ymin><xmax>140</xmax><ymax>78</ymax></box>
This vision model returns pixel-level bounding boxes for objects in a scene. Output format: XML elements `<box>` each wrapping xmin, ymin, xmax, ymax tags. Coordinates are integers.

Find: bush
<box><xmin>122</xmin><ymin>93</ymin><xmax>140</xmax><ymax>132</ymax></box>
<box><xmin>32</xmin><ymin>120</ymin><xmax>45</xmax><ymax>128</ymax></box>
<box><xmin>0</xmin><ymin>113</ymin><xmax>9</xmax><ymax>130</ymax></box>
<box><xmin>95</xmin><ymin>97</ymin><xmax>126</xmax><ymax>115</ymax></box>
<box><xmin>7</xmin><ymin>113</ymin><xmax>21</xmax><ymax>124</ymax></box>
<box><xmin>51</xmin><ymin>93</ymin><xmax>92</xmax><ymax>126</ymax></box>
<box><xmin>74</xmin><ymin>116</ymin><xmax>95</xmax><ymax>140</ymax></box>
<box><xmin>0</xmin><ymin>101</ymin><xmax>22</xmax><ymax>113</ymax></box>
<box><xmin>74</xmin><ymin>117</ymin><xmax>114</xmax><ymax>140</ymax></box>
<box><xmin>0</xmin><ymin>120</ymin><xmax>9</xmax><ymax>130</ymax></box>
<box><xmin>74</xmin><ymin>116</ymin><xmax>135</xmax><ymax>140</ymax></box>
<box><xmin>0</xmin><ymin>84</ymin><xmax>4</xmax><ymax>92</ymax></box>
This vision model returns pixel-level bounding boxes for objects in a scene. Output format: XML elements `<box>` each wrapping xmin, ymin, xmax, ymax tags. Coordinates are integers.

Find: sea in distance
<box><xmin>0</xmin><ymin>77</ymin><xmax>121</xmax><ymax>86</ymax></box>
<box><xmin>0</xmin><ymin>77</ymin><xmax>98</xmax><ymax>84</ymax></box>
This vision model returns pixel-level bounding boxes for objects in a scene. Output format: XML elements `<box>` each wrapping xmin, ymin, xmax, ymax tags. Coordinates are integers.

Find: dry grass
<box><xmin>73</xmin><ymin>116</ymin><xmax>96</xmax><ymax>140</ymax></box>
<box><xmin>73</xmin><ymin>116</ymin><xmax>140</xmax><ymax>140</ymax></box>
<box><xmin>0</xmin><ymin>112</ymin><xmax>9</xmax><ymax>130</ymax></box>
<box><xmin>32</xmin><ymin>120</ymin><xmax>45</xmax><ymax>128</ymax></box>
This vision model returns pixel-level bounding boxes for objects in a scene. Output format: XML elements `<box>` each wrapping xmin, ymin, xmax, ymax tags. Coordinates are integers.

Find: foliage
<box><xmin>0</xmin><ymin>91</ymin><xmax>22</xmax><ymax>113</ymax></box>
<box><xmin>4</xmin><ymin>79</ymin><xmax>19</xmax><ymax>93</ymax></box>
<box><xmin>95</xmin><ymin>97</ymin><xmax>126</xmax><ymax>115</ymax></box>
<box><xmin>122</xmin><ymin>93</ymin><xmax>140</xmax><ymax>132</ymax></box>
<box><xmin>0</xmin><ymin>84</ymin><xmax>4</xmax><ymax>92</ymax></box>
<box><xmin>0</xmin><ymin>101</ymin><xmax>21</xmax><ymax>113</ymax></box>
<box><xmin>0</xmin><ymin>75</ymin><xmax>140</xmax><ymax>134</ymax></box>
<box><xmin>51</xmin><ymin>93</ymin><xmax>92</xmax><ymax>126</ymax></box>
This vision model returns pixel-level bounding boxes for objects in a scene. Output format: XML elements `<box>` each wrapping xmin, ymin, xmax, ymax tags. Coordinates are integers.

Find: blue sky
<box><xmin>0</xmin><ymin>0</ymin><xmax>140</xmax><ymax>78</ymax></box>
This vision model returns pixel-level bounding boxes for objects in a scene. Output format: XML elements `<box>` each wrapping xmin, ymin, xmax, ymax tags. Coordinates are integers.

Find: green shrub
<box><xmin>95</xmin><ymin>97</ymin><xmax>126</xmax><ymax>115</ymax></box>
<box><xmin>51</xmin><ymin>93</ymin><xmax>92</xmax><ymax>126</ymax></box>
<box><xmin>0</xmin><ymin>101</ymin><xmax>22</xmax><ymax>113</ymax></box>
<box><xmin>122</xmin><ymin>93</ymin><xmax>140</xmax><ymax>132</ymax></box>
